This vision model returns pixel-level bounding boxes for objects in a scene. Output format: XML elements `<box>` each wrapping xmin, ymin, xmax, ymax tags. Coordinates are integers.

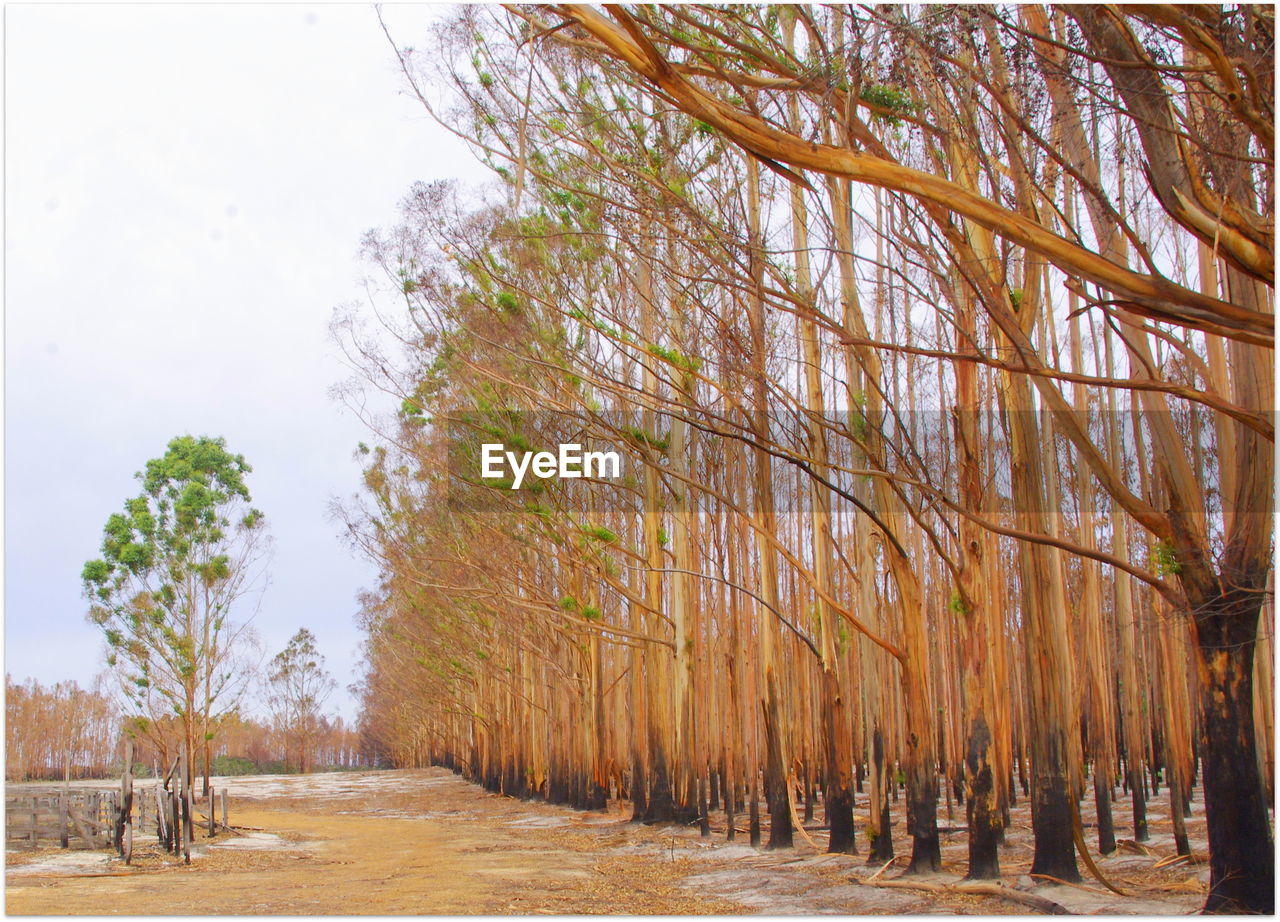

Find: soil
<box><xmin>5</xmin><ymin>768</ymin><xmax>1209</xmax><ymax>914</ymax></box>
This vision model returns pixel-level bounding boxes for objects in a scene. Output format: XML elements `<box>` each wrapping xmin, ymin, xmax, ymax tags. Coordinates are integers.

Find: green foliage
<box><xmin>559</xmin><ymin>595</ymin><xmax>579</xmax><ymax>612</ymax></box>
<box><xmin>583</xmin><ymin>525</ymin><xmax>618</xmax><ymax>544</ymax></box>
<box><xmin>581</xmin><ymin>604</ymin><xmax>602</xmax><ymax>622</ymax></box>
<box><xmin>399</xmin><ymin>399</ymin><xmax>426</xmax><ymax>425</ymax></box>
<box><xmin>949</xmin><ymin>591</ymin><xmax>967</xmax><ymax>615</ymax></box>
<box><xmin>646</xmin><ymin>342</ymin><xmax>702</xmax><ymax>374</ymax></box>
<box><xmin>859</xmin><ymin>84</ymin><xmax>915</xmax><ymax>124</ymax></box>
<box><xmin>657</xmin><ymin>527</ymin><xmax>670</xmax><ymax>548</ymax></box>
<box><xmin>495</xmin><ymin>290</ymin><xmax>520</xmax><ymax>314</ymax></box>
<box><xmin>1152</xmin><ymin>540</ymin><xmax>1181</xmax><ymax>576</ymax></box>
<box><xmin>623</xmin><ymin>426</ymin><xmax>671</xmax><ymax>453</ymax></box>
<box><xmin>567</xmin><ymin>306</ymin><xmax>629</xmax><ymax>342</ymax></box>
<box><xmin>210</xmin><ymin>755</ymin><xmax>257</xmax><ymax>776</ymax></box>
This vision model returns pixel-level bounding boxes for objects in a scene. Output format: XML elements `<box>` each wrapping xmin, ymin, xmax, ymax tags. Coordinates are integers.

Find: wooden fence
<box><xmin>4</xmin><ymin>789</ymin><xmax>118</xmax><ymax>849</ymax></box>
<box><xmin>5</xmin><ymin>740</ymin><xmax>229</xmax><ymax>864</ymax></box>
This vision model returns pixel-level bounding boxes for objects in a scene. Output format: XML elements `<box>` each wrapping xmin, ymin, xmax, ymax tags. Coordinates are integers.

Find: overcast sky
<box><xmin>6</xmin><ymin>4</ymin><xmax>484</xmax><ymax>720</ymax></box>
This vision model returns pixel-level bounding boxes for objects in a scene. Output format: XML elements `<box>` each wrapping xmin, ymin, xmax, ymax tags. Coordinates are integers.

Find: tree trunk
<box><xmin>822</xmin><ymin>668</ymin><xmax>856</xmax><ymax>854</ymax></box>
<box><xmin>1193</xmin><ymin>588</ymin><xmax>1274</xmax><ymax>913</ymax></box>
<box><xmin>964</xmin><ymin>716</ymin><xmax>1001</xmax><ymax>879</ymax></box>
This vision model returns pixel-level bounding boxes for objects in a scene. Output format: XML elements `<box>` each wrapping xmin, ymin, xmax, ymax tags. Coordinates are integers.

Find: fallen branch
<box><xmin>867</xmin><ymin>857</ymin><xmax>897</xmax><ymax>881</ymax></box>
<box><xmin>193</xmin><ymin>813</ymin><xmax>243</xmax><ymax>836</ymax></box>
<box><xmin>1116</xmin><ymin>839</ymin><xmax>1155</xmax><ymax>856</ymax></box>
<box><xmin>954</xmin><ymin>881</ymin><xmax>1072</xmax><ymax>914</ymax></box>
<box><xmin>784</xmin><ymin>773</ymin><xmax>820</xmax><ymax>851</ymax></box>
<box><xmin>1031</xmin><ymin>873</ymin><xmax>1116</xmax><ymax>896</ymax></box>
<box><xmin>860</xmin><ymin>876</ymin><xmax>1070</xmax><ymax>914</ymax></box>
<box><xmin>1071</xmin><ymin>801</ymin><xmax>1128</xmax><ymax>896</ymax></box>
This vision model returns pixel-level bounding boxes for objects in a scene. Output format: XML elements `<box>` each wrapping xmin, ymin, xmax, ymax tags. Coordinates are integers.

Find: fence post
<box><xmin>120</xmin><ymin>738</ymin><xmax>134</xmax><ymax>864</ymax></box>
<box><xmin>169</xmin><ymin>791</ymin><xmax>179</xmax><ymax>854</ymax></box>
<box><xmin>180</xmin><ymin>743</ymin><xmax>191</xmax><ymax>864</ymax></box>
<box><xmin>155</xmin><ymin>784</ymin><xmax>167</xmax><ymax>849</ymax></box>
<box><xmin>58</xmin><ymin>792</ymin><xmax>68</xmax><ymax>849</ymax></box>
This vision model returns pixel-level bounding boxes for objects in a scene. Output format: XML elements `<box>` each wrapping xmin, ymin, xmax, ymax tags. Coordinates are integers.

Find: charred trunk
<box><xmin>1194</xmin><ymin>589</ymin><xmax>1274</xmax><ymax>914</ymax></box>
<box><xmin>964</xmin><ymin>716</ymin><xmax>1001</xmax><ymax>879</ymax></box>
<box><xmin>763</xmin><ymin>682</ymin><xmax>793</xmax><ymax>849</ymax></box>
<box><xmin>868</xmin><ymin>729</ymin><xmax>894</xmax><ymax>863</ymax></box>
<box><xmin>905</xmin><ymin>763</ymin><xmax>941</xmax><ymax>873</ymax></box>
<box><xmin>821</xmin><ymin>670</ymin><xmax>857</xmax><ymax>854</ymax></box>
<box><xmin>1028</xmin><ymin>733</ymin><xmax>1080</xmax><ymax>882</ymax></box>
<box><xmin>1093</xmin><ymin>767</ymin><xmax>1116</xmax><ymax>855</ymax></box>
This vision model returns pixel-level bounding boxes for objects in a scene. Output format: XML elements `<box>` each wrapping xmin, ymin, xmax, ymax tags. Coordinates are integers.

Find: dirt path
<box><xmin>5</xmin><ymin>768</ymin><xmax>1207</xmax><ymax>915</ymax></box>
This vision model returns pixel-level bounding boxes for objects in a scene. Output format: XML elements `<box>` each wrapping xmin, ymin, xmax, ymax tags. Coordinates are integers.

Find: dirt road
<box><xmin>6</xmin><ymin>768</ymin><xmax>1206</xmax><ymax>914</ymax></box>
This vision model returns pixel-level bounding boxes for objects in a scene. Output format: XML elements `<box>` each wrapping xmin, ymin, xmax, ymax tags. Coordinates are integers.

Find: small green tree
<box><xmin>266</xmin><ymin>628</ymin><xmax>335</xmax><ymax>773</ymax></box>
<box><xmin>82</xmin><ymin>435</ymin><xmax>269</xmax><ymax>792</ymax></box>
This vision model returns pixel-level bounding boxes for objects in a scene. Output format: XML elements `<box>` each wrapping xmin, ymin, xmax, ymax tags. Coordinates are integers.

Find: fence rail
<box><xmin>5</xmin><ymin>741</ymin><xmax>227</xmax><ymax>864</ymax></box>
<box><xmin>5</xmin><ymin>790</ymin><xmax>117</xmax><ymax>849</ymax></box>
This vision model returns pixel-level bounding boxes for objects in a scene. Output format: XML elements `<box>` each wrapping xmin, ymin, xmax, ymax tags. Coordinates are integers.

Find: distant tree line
<box><xmin>5</xmin><ymin>675</ymin><xmax>119</xmax><ymax>781</ymax></box>
<box><xmin>169</xmin><ymin>711</ymin><xmax>371</xmax><ymax>777</ymax></box>
<box><xmin>6</xmin><ymin>674</ymin><xmax>377</xmax><ymax>781</ymax></box>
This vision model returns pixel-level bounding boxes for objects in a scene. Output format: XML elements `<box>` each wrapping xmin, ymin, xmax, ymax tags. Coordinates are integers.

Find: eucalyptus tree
<box><xmin>538</xmin><ymin>5</ymin><xmax>1273</xmax><ymax>910</ymax></box>
<box><xmin>82</xmin><ymin>435</ymin><xmax>268</xmax><ymax>791</ymax></box>
<box><xmin>347</xmin><ymin>4</ymin><xmax>1275</xmax><ymax>912</ymax></box>
<box><xmin>266</xmin><ymin>628</ymin><xmax>336</xmax><ymax>773</ymax></box>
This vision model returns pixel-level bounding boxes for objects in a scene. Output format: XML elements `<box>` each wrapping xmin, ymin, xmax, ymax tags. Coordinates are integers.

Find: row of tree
<box><xmin>5</xmin><ymin>675</ymin><xmax>120</xmax><ymax>781</ymax></box>
<box><xmin>343</xmin><ymin>5</ymin><xmax>1273</xmax><ymax>913</ymax></box>
<box><xmin>125</xmin><ymin>710</ymin><xmax>370</xmax><ymax>778</ymax></box>
<box><xmin>7</xmin><ymin>665</ymin><xmax>364</xmax><ymax>783</ymax></box>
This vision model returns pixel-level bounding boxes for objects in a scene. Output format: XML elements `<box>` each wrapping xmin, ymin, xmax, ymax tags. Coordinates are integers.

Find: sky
<box><xmin>6</xmin><ymin>3</ymin><xmax>486</xmax><ymax>721</ymax></box>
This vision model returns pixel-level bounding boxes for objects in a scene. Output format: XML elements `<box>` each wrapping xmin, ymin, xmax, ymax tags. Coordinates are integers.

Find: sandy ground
<box><xmin>5</xmin><ymin>767</ymin><xmax>1210</xmax><ymax>915</ymax></box>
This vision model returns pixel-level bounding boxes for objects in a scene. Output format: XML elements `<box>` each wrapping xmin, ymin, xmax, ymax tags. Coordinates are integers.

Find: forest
<box><xmin>335</xmin><ymin>4</ymin><xmax>1275</xmax><ymax>915</ymax></box>
<box><xmin>4</xmin><ymin>674</ymin><xmax>368</xmax><ymax>783</ymax></box>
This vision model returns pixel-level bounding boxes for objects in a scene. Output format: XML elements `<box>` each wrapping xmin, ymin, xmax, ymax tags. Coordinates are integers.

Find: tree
<box><xmin>82</xmin><ymin>435</ymin><xmax>268</xmax><ymax>793</ymax></box>
<box><xmin>266</xmin><ymin>628</ymin><xmax>336</xmax><ymax>773</ymax></box>
<box><xmin>532</xmin><ymin>7</ymin><xmax>1273</xmax><ymax>909</ymax></box>
<box><xmin>353</xmin><ymin>6</ymin><xmax>1272</xmax><ymax>913</ymax></box>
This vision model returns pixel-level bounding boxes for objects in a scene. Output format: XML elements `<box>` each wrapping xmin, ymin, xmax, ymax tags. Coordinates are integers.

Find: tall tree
<box><xmin>540</xmin><ymin>6</ymin><xmax>1273</xmax><ymax>909</ymax></box>
<box><xmin>82</xmin><ymin>435</ymin><xmax>268</xmax><ymax>794</ymax></box>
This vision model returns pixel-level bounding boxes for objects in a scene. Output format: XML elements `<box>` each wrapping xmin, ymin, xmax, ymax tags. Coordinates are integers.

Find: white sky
<box><xmin>6</xmin><ymin>3</ymin><xmax>484</xmax><ymax>721</ymax></box>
